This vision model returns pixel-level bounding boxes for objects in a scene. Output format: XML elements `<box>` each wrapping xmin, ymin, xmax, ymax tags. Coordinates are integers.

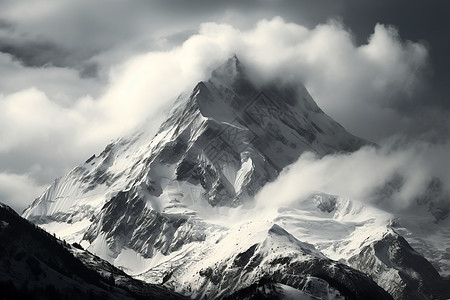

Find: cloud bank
<box><xmin>217</xmin><ymin>19</ymin><xmax>429</xmax><ymax>139</ymax></box>
<box><xmin>254</xmin><ymin>139</ymin><xmax>450</xmax><ymax>221</ymax></box>
<box><xmin>0</xmin><ymin>17</ymin><xmax>443</xmax><ymax>212</ymax></box>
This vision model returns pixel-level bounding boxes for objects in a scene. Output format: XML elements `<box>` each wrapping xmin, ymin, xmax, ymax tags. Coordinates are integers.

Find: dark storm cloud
<box><xmin>0</xmin><ymin>39</ymin><xmax>68</xmax><ymax>67</ymax></box>
<box><xmin>0</xmin><ymin>33</ymin><xmax>99</xmax><ymax>79</ymax></box>
<box><xmin>0</xmin><ymin>19</ymin><xmax>14</xmax><ymax>30</ymax></box>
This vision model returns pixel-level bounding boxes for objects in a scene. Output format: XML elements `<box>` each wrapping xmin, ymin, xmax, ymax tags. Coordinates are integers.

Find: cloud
<box><xmin>0</xmin><ymin>52</ymin><xmax>102</xmax><ymax>104</ymax></box>
<box><xmin>0</xmin><ymin>172</ymin><xmax>46</xmax><ymax>213</ymax></box>
<box><xmin>212</xmin><ymin>18</ymin><xmax>429</xmax><ymax>140</ymax></box>
<box><xmin>0</xmin><ymin>17</ymin><xmax>441</xmax><ymax>213</ymax></box>
<box><xmin>0</xmin><ymin>0</ymin><xmax>246</xmax><ymax>73</ymax></box>
<box><xmin>153</xmin><ymin>17</ymin><xmax>431</xmax><ymax>141</ymax></box>
<box><xmin>254</xmin><ymin>138</ymin><xmax>450</xmax><ymax>221</ymax></box>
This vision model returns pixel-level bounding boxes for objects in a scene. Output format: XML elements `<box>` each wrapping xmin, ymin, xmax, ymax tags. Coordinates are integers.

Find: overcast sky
<box><xmin>1</xmin><ymin>0</ymin><xmax>449</xmax><ymax>212</ymax></box>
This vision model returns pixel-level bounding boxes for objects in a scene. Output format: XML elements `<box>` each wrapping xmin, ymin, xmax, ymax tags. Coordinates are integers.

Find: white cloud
<box><xmin>129</xmin><ymin>17</ymin><xmax>427</xmax><ymax>140</ymax></box>
<box><xmin>0</xmin><ymin>17</ymin><xmax>432</xmax><ymax>149</ymax></box>
<box><xmin>0</xmin><ymin>52</ymin><xmax>101</xmax><ymax>104</ymax></box>
<box><xmin>254</xmin><ymin>138</ymin><xmax>450</xmax><ymax>219</ymax></box>
<box><xmin>0</xmin><ymin>88</ymin><xmax>81</xmax><ymax>152</ymax></box>
<box><xmin>0</xmin><ymin>172</ymin><xmax>46</xmax><ymax>213</ymax></box>
<box><xmin>0</xmin><ymin>17</ymin><xmax>438</xmax><ymax>212</ymax></box>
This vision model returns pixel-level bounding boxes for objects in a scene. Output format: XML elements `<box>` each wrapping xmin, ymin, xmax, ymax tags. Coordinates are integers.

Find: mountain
<box><xmin>0</xmin><ymin>203</ymin><xmax>186</xmax><ymax>300</ymax></box>
<box><xmin>21</xmin><ymin>56</ymin><xmax>450</xmax><ymax>299</ymax></box>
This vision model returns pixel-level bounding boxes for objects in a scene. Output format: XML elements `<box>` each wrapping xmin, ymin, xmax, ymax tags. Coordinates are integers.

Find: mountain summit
<box><xmin>24</xmin><ymin>56</ymin><xmax>365</xmax><ymax>218</ymax></box>
<box><xmin>21</xmin><ymin>57</ymin><xmax>449</xmax><ymax>299</ymax></box>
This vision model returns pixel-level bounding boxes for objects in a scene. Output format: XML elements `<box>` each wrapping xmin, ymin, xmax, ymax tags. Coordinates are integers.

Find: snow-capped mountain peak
<box><xmin>21</xmin><ymin>56</ymin><xmax>450</xmax><ymax>299</ymax></box>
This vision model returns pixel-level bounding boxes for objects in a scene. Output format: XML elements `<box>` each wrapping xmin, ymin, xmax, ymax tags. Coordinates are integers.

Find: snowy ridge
<box><xmin>138</xmin><ymin>221</ymin><xmax>390</xmax><ymax>299</ymax></box>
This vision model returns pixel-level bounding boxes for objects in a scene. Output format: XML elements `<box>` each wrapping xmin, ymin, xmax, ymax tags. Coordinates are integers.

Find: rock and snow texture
<box><xmin>138</xmin><ymin>221</ymin><xmax>391</xmax><ymax>299</ymax></box>
<box><xmin>22</xmin><ymin>56</ymin><xmax>450</xmax><ymax>299</ymax></box>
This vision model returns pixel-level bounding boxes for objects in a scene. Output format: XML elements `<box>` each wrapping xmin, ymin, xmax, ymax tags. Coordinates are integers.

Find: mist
<box><xmin>254</xmin><ymin>137</ymin><xmax>450</xmax><ymax>221</ymax></box>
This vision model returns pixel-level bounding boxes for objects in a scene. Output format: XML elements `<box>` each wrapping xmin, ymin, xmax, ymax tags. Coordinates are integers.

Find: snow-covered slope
<box><xmin>269</xmin><ymin>193</ymin><xmax>450</xmax><ymax>299</ymax></box>
<box><xmin>137</xmin><ymin>220</ymin><xmax>392</xmax><ymax>299</ymax></box>
<box><xmin>22</xmin><ymin>56</ymin><xmax>450</xmax><ymax>299</ymax></box>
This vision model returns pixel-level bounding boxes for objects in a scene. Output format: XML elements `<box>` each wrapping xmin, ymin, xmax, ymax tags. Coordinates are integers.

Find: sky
<box><xmin>0</xmin><ymin>0</ymin><xmax>449</xmax><ymax>213</ymax></box>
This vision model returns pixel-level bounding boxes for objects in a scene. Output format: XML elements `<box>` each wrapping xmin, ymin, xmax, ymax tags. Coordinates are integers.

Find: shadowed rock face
<box><xmin>349</xmin><ymin>230</ymin><xmax>450</xmax><ymax>300</ymax></box>
<box><xmin>83</xmin><ymin>189</ymin><xmax>207</xmax><ymax>259</ymax></box>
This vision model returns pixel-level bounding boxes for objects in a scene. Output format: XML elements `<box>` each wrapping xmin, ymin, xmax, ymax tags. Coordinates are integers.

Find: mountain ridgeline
<box><xmin>20</xmin><ymin>56</ymin><xmax>450</xmax><ymax>299</ymax></box>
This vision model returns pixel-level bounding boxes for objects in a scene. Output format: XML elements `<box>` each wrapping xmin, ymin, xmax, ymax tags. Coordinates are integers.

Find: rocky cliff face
<box><xmin>349</xmin><ymin>229</ymin><xmax>450</xmax><ymax>299</ymax></box>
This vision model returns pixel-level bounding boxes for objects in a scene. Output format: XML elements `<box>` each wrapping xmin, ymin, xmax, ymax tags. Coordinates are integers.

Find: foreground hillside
<box><xmin>0</xmin><ymin>203</ymin><xmax>186</xmax><ymax>300</ymax></box>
